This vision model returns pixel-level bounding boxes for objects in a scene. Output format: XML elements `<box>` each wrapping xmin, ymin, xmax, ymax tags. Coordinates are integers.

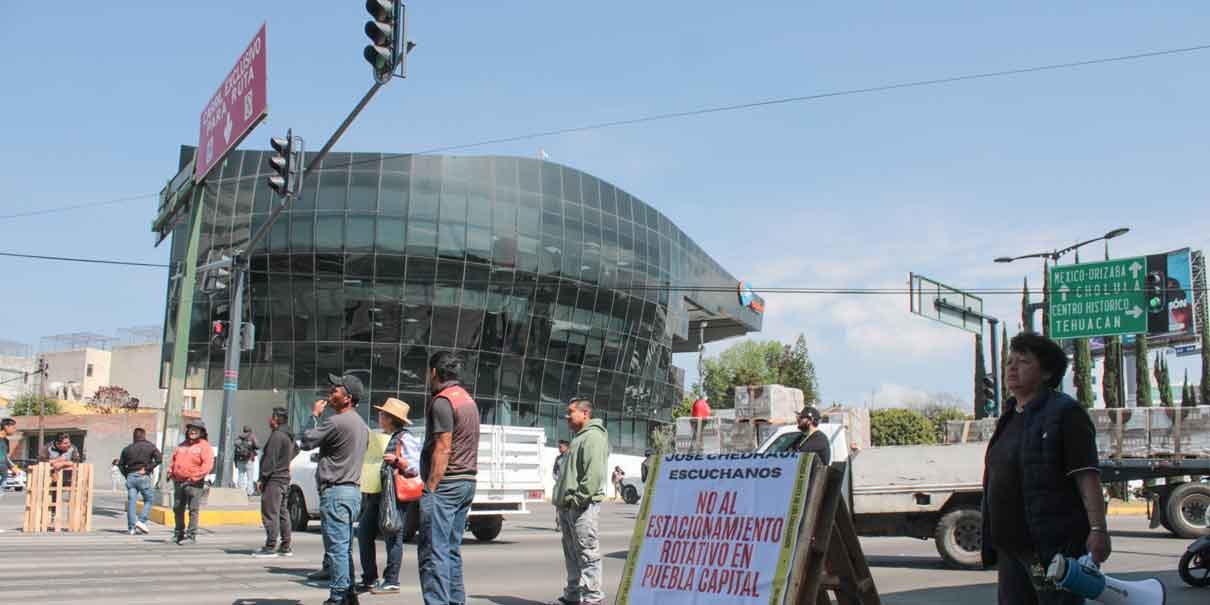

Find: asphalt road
<box><xmin>0</xmin><ymin>491</ymin><xmax>1204</xmax><ymax>604</ymax></box>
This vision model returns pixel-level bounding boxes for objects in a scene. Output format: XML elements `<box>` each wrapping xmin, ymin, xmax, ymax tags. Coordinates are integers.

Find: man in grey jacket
<box><xmin>254</xmin><ymin>407</ymin><xmax>298</xmax><ymax>558</ymax></box>
<box><xmin>301</xmin><ymin>374</ymin><xmax>369</xmax><ymax>605</ymax></box>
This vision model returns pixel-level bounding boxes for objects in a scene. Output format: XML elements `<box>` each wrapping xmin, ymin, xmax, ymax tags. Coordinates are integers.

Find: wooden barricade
<box><xmin>786</xmin><ymin>461</ymin><xmax>881</xmax><ymax>605</ymax></box>
<box><xmin>23</xmin><ymin>463</ymin><xmax>94</xmax><ymax>533</ymax></box>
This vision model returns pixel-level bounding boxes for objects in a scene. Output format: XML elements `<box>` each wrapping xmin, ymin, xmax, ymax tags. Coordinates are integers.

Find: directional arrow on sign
<box><xmin>1058</xmin><ymin>284</ymin><xmax>1070</xmax><ymax>302</ymax></box>
<box><xmin>223</xmin><ymin>113</ymin><xmax>233</xmax><ymax>144</ymax></box>
<box><xmin>1126</xmin><ymin>306</ymin><xmax>1143</xmax><ymax>319</ymax></box>
<box><xmin>1129</xmin><ymin>261</ymin><xmax>1143</xmax><ymax>279</ymax></box>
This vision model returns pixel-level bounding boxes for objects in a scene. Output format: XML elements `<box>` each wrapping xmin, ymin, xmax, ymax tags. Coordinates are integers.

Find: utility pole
<box><xmin>36</xmin><ymin>357</ymin><xmax>47</xmax><ymax>450</ymax></box>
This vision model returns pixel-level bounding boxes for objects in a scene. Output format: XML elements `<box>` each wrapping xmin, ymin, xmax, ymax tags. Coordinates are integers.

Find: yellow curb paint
<box><xmin>147</xmin><ymin>505</ymin><xmax>262</xmax><ymax>527</ymax></box>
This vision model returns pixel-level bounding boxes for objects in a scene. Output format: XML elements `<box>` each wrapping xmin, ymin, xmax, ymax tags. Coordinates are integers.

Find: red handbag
<box><xmin>392</xmin><ymin>440</ymin><xmax>423</xmax><ymax>502</ymax></box>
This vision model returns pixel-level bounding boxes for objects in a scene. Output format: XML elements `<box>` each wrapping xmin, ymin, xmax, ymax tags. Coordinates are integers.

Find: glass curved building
<box><xmin>160</xmin><ymin>150</ymin><xmax>761</xmax><ymax>454</ymax></box>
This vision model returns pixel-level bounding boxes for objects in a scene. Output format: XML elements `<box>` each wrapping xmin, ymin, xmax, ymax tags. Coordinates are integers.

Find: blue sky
<box><xmin>1</xmin><ymin>3</ymin><xmax>1207</xmax><ymax>408</ymax></box>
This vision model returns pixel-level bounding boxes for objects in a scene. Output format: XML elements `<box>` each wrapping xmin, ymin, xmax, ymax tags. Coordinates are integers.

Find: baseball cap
<box><xmin>797</xmin><ymin>406</ymin><xmax>822</xmax><ymax>424</ymax></box>
<box><xmin>328</xmin><ymin>373</ymin><xmax>366</xmax><ymax>403</ymax></box>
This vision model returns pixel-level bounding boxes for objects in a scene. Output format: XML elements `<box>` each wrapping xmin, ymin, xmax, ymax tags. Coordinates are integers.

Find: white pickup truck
<box><xmin>758</xmin><ymin>425</ymin><xmax>986</xmax><ymax>569</ymax></box>
<box><xmin>289</xmin><ymin>424</ymin><xmax>547</xmax><ymax>542</ymax></box>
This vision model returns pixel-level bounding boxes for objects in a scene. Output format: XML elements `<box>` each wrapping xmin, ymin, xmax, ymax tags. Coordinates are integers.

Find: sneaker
<box><xmin>276</xmin><ymin>545</ymin><xmax>294</xmax><ymax>557</ymax></box>
<box><xmin>370</xmin><ymin>582</ymin><xmax>400</xmax><ymax>594</ymax></box>
<box><xmin>133</xmin><ymin>521</ymin><xmax>150</xmax><ymax>534</ymax></box>
<box><xmin>251</xmin><ymin>546</ymin><xmax>279</xmax><ymax>558</ymax></box>
<box><xmin>353</xmin><ymin>582</ymin><xmax>374</xmax><ymax>594</ymax></box>
<box><xmin>128</xmin><ymin>529</ymin><xmax>138</xmax><ymax>535</ymax></box>
<box><xmin>181</xmin><ymin>536</ymin><xmax>196</xmax><ymax>545</ymax></box>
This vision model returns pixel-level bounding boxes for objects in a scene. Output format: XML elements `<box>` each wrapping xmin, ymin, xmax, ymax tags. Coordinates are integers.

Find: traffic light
<box><xmin>266</xmin><ymin>129</ymin><xmax>299</xmax><ymax>198</ymax></box>
<box><xmin>364</xmin><ymin>0</ymin><xmax>402</xmax><ymax>82</ymax></box>
<box><xmin>1145</xmin><ymin>271</ymin><xmax>1165</xmax><ymax>315</ymax></box>
<box><xmin>981</xmin><ymin>376</ymin><xmax>996</xmax><ymax>417</ymax></box>
<box><xmin>211</xmin><ymin>320</ymin><xmax>228</xmax><ymax>350</ymax></box>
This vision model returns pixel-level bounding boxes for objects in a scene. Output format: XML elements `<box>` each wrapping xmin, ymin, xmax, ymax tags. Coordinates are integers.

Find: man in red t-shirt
<box><xmin>690</xmin><ymin>398</ymin><xmax>711</xmax><ymax>418</ymax></box>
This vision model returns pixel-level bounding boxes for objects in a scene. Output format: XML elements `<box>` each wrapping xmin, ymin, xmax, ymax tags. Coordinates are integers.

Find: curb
<box><xmin>1107</xmin><ymin>501</ymin><xmax>1147</xmax><ymax>517</ymax></box>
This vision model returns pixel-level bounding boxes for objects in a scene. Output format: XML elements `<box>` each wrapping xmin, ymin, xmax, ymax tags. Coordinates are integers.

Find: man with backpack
<box><xmin>234</xmin><ymin>426</ymin><xmax>259</xmax><ymax>496</ymax></box>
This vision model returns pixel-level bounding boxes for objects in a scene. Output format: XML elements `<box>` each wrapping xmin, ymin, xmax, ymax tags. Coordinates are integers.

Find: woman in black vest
<box><xmin>981</xmin><ymin>332</ymin><xmax>1110</xmax><ymax>604</ymax></box>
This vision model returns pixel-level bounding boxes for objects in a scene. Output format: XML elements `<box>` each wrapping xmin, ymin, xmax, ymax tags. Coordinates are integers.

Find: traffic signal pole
<box><xmin>936</xmin><ymin>299</ymin><xmax>1002</xmax><ymax>415</ymax></box>
<box><xmin>209</xmin><ymin>3</ymin><xmax>412</xmax><ymax>479</ymax></box>
<box><xmin>214</xmin><ymin>264</ymin><xmax>245</xmax><ymax>487</ymax></box>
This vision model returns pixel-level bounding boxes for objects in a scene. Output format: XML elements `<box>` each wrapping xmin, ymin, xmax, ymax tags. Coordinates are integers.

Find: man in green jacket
<box><xmin>551</xmin><ymin>398</ymin><xmax>608</xmax><ymax>605</ymax></box>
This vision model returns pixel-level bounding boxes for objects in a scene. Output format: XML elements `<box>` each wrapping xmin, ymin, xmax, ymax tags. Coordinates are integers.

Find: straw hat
<box><xmin>373</xmin><ymin>397</ymin><xmax>413</xmax><ymax>425</ymax></box>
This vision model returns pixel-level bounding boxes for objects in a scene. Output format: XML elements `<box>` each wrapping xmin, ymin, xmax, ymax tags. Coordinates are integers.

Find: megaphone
<box><xmin>1047</xmin><ymin>554</ymin><xmax>1166</xmax><ymax>605</ymax></box>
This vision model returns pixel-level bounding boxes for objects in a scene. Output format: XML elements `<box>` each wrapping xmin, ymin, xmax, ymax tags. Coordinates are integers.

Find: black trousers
<box><xmin>996</xmin><ymin>548</ymin><xmax>1083</xmax><ymax>605</ymax></box>
<box><xmin>173</xmin><ymin>482</ymin><xmax>204</xmax><ymax>539</ymax></box>
<box><xmin>261</xmin><ymin>478</ymin><xmax>292</xmax><ymax>548</ymax></box>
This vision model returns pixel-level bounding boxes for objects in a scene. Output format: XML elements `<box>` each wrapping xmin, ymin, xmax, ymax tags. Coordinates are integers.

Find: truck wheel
<box><xmin>470</xmin><ymin>515</ymin><xmax>503</xmax><ymax>542</ymax></box>
<box><xmin>1166</xmin><ymin>483</ymin><xmax>1210</xmax><ymax>539</ymax></box>
<box><xmin>401</xmin><ymin>503</ymin><xmax>420</xmax><ymax>543</ymax></box>
<box><xmin>288</xmin><ymin>487</ymin><xmax>309</xmax><ymax>533</ymax></box>
<box><xmin>622</xmin><ymin>485</ymin><xmax>640</xmax><ymax>505</ymax></box>
<box><xmin>934</xmin><ymin>509</ymin><xmax>984</xmax><ymax>570</ymax></box>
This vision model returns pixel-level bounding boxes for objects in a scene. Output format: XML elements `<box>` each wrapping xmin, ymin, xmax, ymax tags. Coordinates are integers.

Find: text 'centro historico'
<box><xmin>1048</xmin><ymin>256</ymin><xmax>1147</xmax><ymax>339</ymax></box>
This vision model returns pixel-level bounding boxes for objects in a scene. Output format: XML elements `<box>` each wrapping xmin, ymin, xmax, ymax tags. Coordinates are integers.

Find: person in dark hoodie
<box><xmin>551</xmin><ymin>398</ymin><xmax>609</xmax><ymax>605</ymax></box>
<box><xmin>254</xmin><ymin>407</ymin><xmax>298</xmax><ymax>558</ymax></box>
<box><xmin>118</xmin><ymin>427</ymin><xmax>162</xmax><ymax>535</ymax></box>
<box><xmin>168</xmin><ymin>420</ymin><xmax>214</xmax><ymax>545</ymax></box>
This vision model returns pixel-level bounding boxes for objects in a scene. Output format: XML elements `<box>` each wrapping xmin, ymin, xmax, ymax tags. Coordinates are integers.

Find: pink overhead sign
<box><xmin>195</xmin><ymin>23</ymin><xmax>268</xmax><ymax>183</ymax></box>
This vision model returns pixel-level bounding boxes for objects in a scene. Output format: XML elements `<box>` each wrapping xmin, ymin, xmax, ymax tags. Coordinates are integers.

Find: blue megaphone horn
<box><xmin>1046</xmin><ymin>554</ymin><xmax>1166</xmax><ymax>605</ymax></box>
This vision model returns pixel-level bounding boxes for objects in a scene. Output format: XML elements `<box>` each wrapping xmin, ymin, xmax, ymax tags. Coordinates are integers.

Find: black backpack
<box><xmin>234</xmin><ymin>436</ymin><xmax>255</xmax><ymax>461</ymax></box>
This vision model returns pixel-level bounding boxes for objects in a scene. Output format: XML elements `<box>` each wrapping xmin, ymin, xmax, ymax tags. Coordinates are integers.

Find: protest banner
<box><xmin>616</xmin><ymin>452</ymin><xmax>814</xmax><ymax>605</ymax></box>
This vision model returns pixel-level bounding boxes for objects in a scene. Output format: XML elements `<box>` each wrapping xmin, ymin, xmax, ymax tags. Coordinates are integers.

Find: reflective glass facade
<box><xmin>160</xmin><ymin>151</ymin><xmax>760</xmax><ymax>454</ymax></box>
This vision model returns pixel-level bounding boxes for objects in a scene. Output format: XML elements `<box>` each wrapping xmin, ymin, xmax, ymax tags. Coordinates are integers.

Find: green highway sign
<box><xmin>1048</xmin><ymin>256</ymin><xmax>1147</xmax><ymax>339</ymax></box>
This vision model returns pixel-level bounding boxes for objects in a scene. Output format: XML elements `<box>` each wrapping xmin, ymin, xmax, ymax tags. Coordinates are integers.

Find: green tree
<box><xmin>1042</xmin><ymin>266</ymin><xmax>1051</xmax><ymax>337</ymax></box>
<box><xmin>699</xmin><ymin>340</ymin><xmax>789</xmax><ymax>408</ymax></box>
<box><xmin>1181</xmin><ymin>370</ymin><xmax>1194</xmax><ymax>407</ymax></box>
<box><xmin>1202</xmin><ymin>311</ymin><xmax>1210</xmax><ymax>405</ymax></box>
<box><xmin>1155</xmin><ymin>355</ymin><xmax>1174</xmax><ymax>407</ymax></box>
<box><xmin>1135</xmin><ymin>336</ymin><xmax>1152</xmax><ymax>408</ymax></box>
<box><xmin>9</xmin><ymin>392</ymin><xmax>60</xmax><ymax>416</ymax></box>
<box><xmin>919</xmin><ymin>405</ymin><xmax>968</xmax><ymax>443</ymax></box>
<box><xmin>777</xmin><ymin>334</ymin><xmax>820</xmax><ymax>404</ymax></box>
<box><xmin>1021</xmin><ymin>277</ymin><xmax>1032</xmax><ymax>332</ymax></box>
<box><xmin>1102</xmin><ymin>336</ymin><xmax>1122</xmax><ymax>408</ymax></box>
<box><xmin>870</xmin><ymin>409</ymin><xmax>937</xmax><ymax>446</ymax></box>
<box><xmin>974</xmin><ymin>333</ymin><xmax>989</xmax><ymax>418</ymax></box>
<box><xmin>1073</xmin><ymin>338</ymin><xmax>1094</xmax><ymax>409</ymax></box>
<box><xmin>1000</xmin><ymin>324</ymin><xmax>1009</xmax><ymax>408</ymax></box>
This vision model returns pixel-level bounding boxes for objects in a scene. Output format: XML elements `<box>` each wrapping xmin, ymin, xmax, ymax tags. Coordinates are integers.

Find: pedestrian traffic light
<box><xmin>1145</xmin><ymin>271</ymin><xmax>1165</xmax><ymax>315</ymax></box>
<box><xmin>364</xmin><ymin>0</ymin><xmax>402</xmax><ymax>83</ymax></box>
<box><xmin>211</xmin><ymin>320</ymin><xmax>228</xmax><ymax>350</ymax></box>
<box><xmin>266</xmin><ymin>129</ymin><xmax>297</xmax><ymax>198</ymax></box>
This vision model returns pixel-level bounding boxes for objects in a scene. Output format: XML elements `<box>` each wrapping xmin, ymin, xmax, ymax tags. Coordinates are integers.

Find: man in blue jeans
<box><xmin>302</xmin><ymin>374</ymin><xmax>370</xmax><ymax>605</ymax></box>
<box><xmin>118</xmin><ymin>427</ymin><xmax>161</xmax><ymax>535</ymax></box>
<box><xmin>418</xmin><ymin>352</ymin><xmax>481</xmax><ymax>605</ymax></box>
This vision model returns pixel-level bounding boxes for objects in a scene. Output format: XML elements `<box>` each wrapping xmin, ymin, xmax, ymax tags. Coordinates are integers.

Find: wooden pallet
<box><xmin>786</xmin><ymin>461</ymin><xmax>881</xmax><ymax>605</ymax></box>
<box><xmin>23</xmin><ymin>463</ymin><xmax>94</xmax><ymax>533</ymax></box>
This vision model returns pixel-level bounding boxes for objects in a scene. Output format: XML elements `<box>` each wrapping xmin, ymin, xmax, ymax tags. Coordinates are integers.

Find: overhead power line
<box><xmin>0</xmin><ymin>251</ymin><xmax>168</xmax><ymax>268</ymax></box>
<box><xmin>2</xmin><ymin>250</ymin><xmax>1206</xmax><ymax>296</ymax></box>
<box><xmin>5</xmin><ymin>41</ymin><xmax>1209</xmax><ymax>221</ymax></box>
<box><xmin>343</xmin><ymin>42</ymin><xmax>1210</xmax><ymax>170</ymax></box>
<box><xmin>0</xmin><ymin>192</ymin><xmax>159</xmax><ymax>221</ymax></box>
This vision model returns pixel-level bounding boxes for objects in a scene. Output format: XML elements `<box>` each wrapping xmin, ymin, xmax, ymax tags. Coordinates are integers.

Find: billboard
<box><xmin>1147</xmin><ymin>247</ymin><xmax>1196</xmax><ymax>339</ymax></box>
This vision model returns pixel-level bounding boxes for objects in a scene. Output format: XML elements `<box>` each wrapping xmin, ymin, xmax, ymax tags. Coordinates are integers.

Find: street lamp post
<box><xmin>994</xmin><ymin>228</ymin><xmax>1130</xmax><ymax>333</ymax></box>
